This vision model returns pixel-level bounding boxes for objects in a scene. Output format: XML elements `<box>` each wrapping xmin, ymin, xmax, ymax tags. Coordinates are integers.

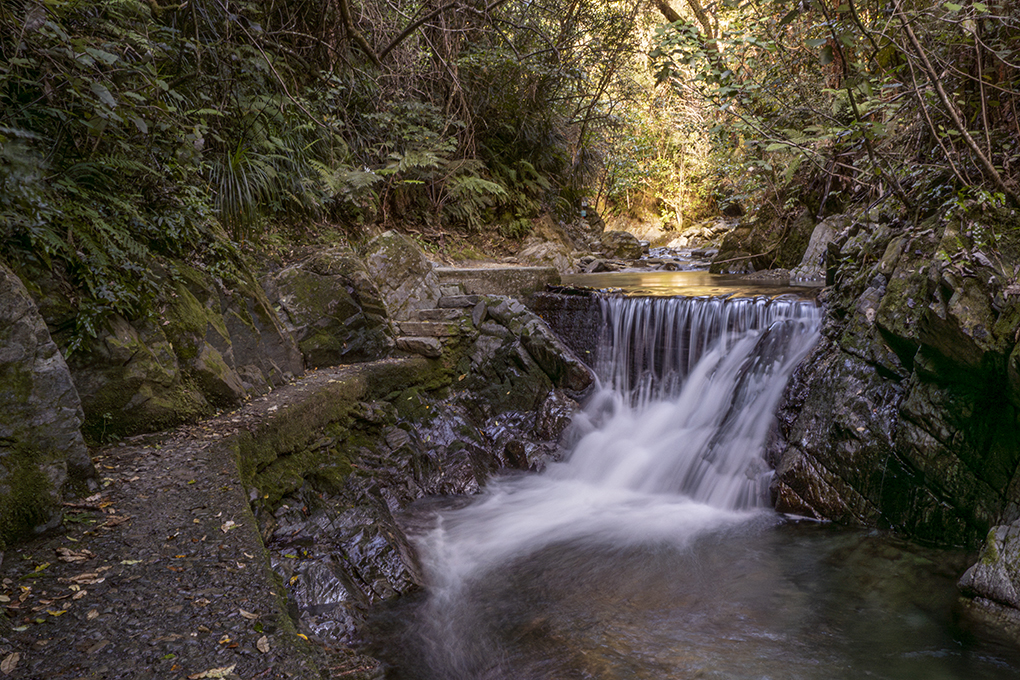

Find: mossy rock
<box><xmin>270</xmin><ymin>248</ymin><xmax>395</xmax><ymax>368</ymax></box>
<box><xmin>0</xmin><ymin>264</ymin><xmax>96</xmax><ymax>547</ymax></box>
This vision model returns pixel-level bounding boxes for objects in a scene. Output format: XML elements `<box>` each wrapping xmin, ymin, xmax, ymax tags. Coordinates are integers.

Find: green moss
<box><xmin>981</xmin><ymin>528</ymin><xmax>1001</xmax><ymax>566</ymax></box>
<box><xmin>0</xmin><ymin>444</ymin><xmax>57</xmax><ymax>550</ymax></box>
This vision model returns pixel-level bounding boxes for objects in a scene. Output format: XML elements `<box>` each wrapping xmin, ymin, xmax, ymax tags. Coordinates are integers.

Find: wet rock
<box><xmin>484</xmin><ymin>297</ymin><xmax>595</xmax><ymax>395</ymax></box>
<box><xmin>363</xmin><ymin>231</ymin><xmax>442</xmax><ymax>320</ymax></box>
<box><xmin>534</xmin><ymin>389</ymin><xmax>580</xmax><ymax>441</ymax></box>
<box><xmin>960</xmin><ymin>522</ymin><xmax>1020</xmax><ymax>609</ymax></box>
<box><xmin>269</xmin><ymin>248</ymin><xmax>395</xmax><ymax>367</ymax></box>
<box><xmin>0</xmin><ymin>264</ymin><xmax>96</xmax><ymax>546</ymax></box>
<box><xmin>599</xmin><ymin>230</ymin><xmax>644</xmax><ymax>260</ymax></box>
<box><xmin>770</xmin><ymin>205</ymin><xmax>1020</xmax><ymax>547</ymax></box>
<box><xmin>791</xmin><ymin>215</ymin><xmax>847</xmax><ymax>283</ymax></box>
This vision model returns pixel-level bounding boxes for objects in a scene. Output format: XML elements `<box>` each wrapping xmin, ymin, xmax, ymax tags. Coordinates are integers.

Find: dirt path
<box><xmin>0</xmin><ymin>363</ymin><xmax>410</xmax><ymax>680</ymax></box>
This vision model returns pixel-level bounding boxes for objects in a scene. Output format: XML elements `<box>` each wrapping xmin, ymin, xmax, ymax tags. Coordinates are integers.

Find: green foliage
<box><xmin>651</xmin><ymin>0</ymin><xmax>1020</xmax><ymax>217</ymax></box>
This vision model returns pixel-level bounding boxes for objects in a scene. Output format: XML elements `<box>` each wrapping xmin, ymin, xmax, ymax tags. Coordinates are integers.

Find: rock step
<box><xmin>440</xmin><ymin>283</ymin><xmax>465</xmax><ymax>296</ymax></box>
<box><xmin>438</xmin><ymin>294</ymin><xmax>480</xmax><ymax>308</ymax></box>
<box><xmin>434</xmin><ymin>266</ymin><xmax>560</xmax><ymax>298</ymax></box>
<box><xmin>395</xmin><ymin>336</ymin><xmax>443</xmax><ymax>358</ymax></box>
<box><xmin>416</xmin><ymin>308</ymin><xmax>465</xmax><ymax>321</ymax></box>
<box><xmin>398</xmin><ymin>321</ymin><xmax>459</xmax><ymax>337</ymax></box>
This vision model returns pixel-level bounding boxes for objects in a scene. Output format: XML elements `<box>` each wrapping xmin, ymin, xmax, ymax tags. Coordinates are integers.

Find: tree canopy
<box><xmin>2</xmin><ymin>0</ymin><xmax>1018</xmax><ymax>348</ymax></box>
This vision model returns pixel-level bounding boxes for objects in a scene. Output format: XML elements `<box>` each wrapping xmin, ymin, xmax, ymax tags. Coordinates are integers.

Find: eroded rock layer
<box><xmin>767</xmin><ymin>205</ymin><xmax>1020</xmax><ymax>547</ymax></box>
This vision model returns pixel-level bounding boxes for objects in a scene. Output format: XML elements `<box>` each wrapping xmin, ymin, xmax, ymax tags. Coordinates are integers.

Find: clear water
<box><xmin>561</xmin><ymin>271</ymin><xmax>821</xmax><ymax>298</ymax></box>
<box><xmin>364</xmin><ymin>294</ymin><xmax>1020</xmax><ymax>679</ymax></box>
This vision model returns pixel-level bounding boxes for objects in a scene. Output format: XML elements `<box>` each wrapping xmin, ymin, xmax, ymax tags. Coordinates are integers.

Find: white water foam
<box><xmin>410</xmin><ymin>295</ymin><xmax>822</xmax><ymax>676</ymax></box>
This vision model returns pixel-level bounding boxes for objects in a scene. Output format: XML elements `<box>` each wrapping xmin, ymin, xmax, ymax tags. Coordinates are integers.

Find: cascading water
<box><xmin>368</xmin><ymin>292</ymin><xmax>1020</xmax><ymax>680</ymax></box>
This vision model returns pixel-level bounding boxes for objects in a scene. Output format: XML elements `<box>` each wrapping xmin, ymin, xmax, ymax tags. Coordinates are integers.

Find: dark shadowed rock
<box><xmin>769</xmin><ymin>205</ymin><xmax>1020</xmax><ymax>547</ymax></box>
<box><xmin>269</xmin><ymin>248</ymin><xmax>395</xmax><ymax>367</ymax></box>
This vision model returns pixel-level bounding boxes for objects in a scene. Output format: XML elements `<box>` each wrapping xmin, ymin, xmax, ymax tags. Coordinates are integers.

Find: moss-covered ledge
<box><xmin>233</xmin><ymin>357</ymin><xmax>434</xmax><ymax>508</ymax></box>
<box><xmin>0</xmin><ymin>357</ymin><xmax>438</xmax><ymax>679</ymax></box>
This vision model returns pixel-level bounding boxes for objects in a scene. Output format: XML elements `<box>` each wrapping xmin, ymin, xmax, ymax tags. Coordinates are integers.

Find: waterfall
<box><xmin>406</xmin><ymin>293</ymin><xmax>822</xmax><ymax>679</ymax></box>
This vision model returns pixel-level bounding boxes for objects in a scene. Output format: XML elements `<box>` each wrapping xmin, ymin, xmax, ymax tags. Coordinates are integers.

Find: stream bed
<box><xmin>367</xmin><ymin>514</ymin><xmax>1020</xmax><ymax>680</ymax></box>
<box><xmin>360</xmin><ymin>278</ymin><xmax>1020</xmax><ymax>679</ymax></box>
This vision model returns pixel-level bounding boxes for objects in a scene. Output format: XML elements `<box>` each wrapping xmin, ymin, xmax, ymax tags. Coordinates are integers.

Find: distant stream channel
<box><xmin>364</xmin><ymin>274</ymin><xmax>1020</xmax><ymax>679</ymax></box>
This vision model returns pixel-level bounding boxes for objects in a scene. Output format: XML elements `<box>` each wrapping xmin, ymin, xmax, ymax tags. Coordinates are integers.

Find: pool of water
<box><xmin>364</xmin><ymin>516</ymin><xmax>1019</xmax><ymax>680</ymax></box>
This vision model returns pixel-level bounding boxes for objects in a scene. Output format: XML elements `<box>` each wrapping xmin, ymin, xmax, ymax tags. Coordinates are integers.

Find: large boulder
<box><xmin>768</xmin><ymin>205</ymin><xmax>1020</xmax><ymax>547</ymax></box>
<box><xmin>0</xmin><ymin>264</ymin><xmax>96</xmax><ymax>547</ymax></box>
<box><xmin>363</xmin><ymin>231</ymin><xmax>441</xmax><ymax>320</ymax></box>
<box><xmin>43</xmin><ymin>263</ymin><xmax>303</xmax><ymax>440</ymax></box>
<box><xmin>599</xmin><ymin>230</ymin><xmax>644</xmax><ymax>260</ymax></box>
<box><xmin>790</xmin><ymin>215</ymin><xmax>847</xmax><ymax>283</ymax></box>
<box><xmin>960</xmin><ymin>521</ymin><xmax>1020</xmax><ymax>611</ymax></box>
<box><xmin>268</xmin><ymin>248</ymin><xmax>395</xmax><ymax>367</ymax></box>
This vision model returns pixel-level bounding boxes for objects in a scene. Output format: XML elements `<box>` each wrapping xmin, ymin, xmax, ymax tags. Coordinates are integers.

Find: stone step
<box><xmin>440</xmin><ymin>283</ymin><xmax>465</xmax><ymax>296</ymax></box>
<box><xmin>416</xmin><ymin>308</ymin><xmax>465</xmax><ymax>321</ymax></box>
<box><xmin>395</xmin><ymin>336</ymin><xmax>443</xmax><ymax>358</ymax></box>
<box><xmin>398</xmin><ymin>321</ymin><xmax>459</xmax><ymax>338</ymax></box>
<box><xmin>438</xmin><ymin>294</ymin><xmax>480</xmax><ymax>308</ymax></box>
<box><xmin>435</xmin><ymin>266</ymin><xmax>560</xmax><ymax>298</ymax></box>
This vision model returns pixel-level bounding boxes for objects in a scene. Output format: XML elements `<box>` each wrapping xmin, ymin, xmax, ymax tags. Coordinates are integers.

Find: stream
<box><xmin>364</xmin><ymin>279</ymin><xmax>1020</xmax><ymax>679</ymax></box>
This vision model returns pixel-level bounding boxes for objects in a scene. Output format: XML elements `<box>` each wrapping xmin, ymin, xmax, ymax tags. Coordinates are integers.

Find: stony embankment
<box><xmin>0</xmin><ymin>360</ymin><xmax>425</xmax><ymax>679</ymax></box>
<box><xmin>0</xmin><ymin>228</ymin><xmax>597</xmax><ymax>677</ymax></box>
<box><xmin>762</xmin><ymin>202</ymin><xmax>1020</xmax><ymax>628</ymax></box>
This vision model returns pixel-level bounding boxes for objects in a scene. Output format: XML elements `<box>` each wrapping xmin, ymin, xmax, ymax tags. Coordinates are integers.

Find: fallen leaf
<box><xmin>1</xmin><ymin>652</ymin><xmax>19</xmax><ymax>675</ymax></box>
<box><xmin>257</xmin><ymin>635</ymin><xmax>270</xmax><ymax>653</ymax></box>
<box><xmin>187</xmin><ymin>664</ymin><xmax>236</xmax><ymax>679</ymax></box>
<box><xmin>239</xmin><ymin>608</ymin><xmax>257</xmax><ymax>620</ymax></box>
<box><xmin>73</xmin><ymin>589</ymin><xmax>88</xmax><ymax>600</ymax></box>
<box><xmin>46</xmin><ymin>609</ymin><xmax>67</xmax><ymax>616</ymax></box>
<box><xmin>56</xmin><ymin>547</ymin><xmax>95</xmax><ymax>562</ymax></box>
<box><xmin>87</xmin><ymin>609</ymin><xmax>99</xmax><ymax>620</ymax></box>
<box><xmin>0</xmin><ymin>595</ymin><xmax>9</xmax><ymax>603</ymax></box>
<box><xmin>60</xmin><ymin>572</ymin><xmax>105</xmax><ymax>585</ymax></box>
<box><xmin>217</xmin><ymin>634</ymin><xmax>231</xmax><ymax>645</ymax></box>
<box><xmin>120</xmin><ymin>559</ymin><xmax>142</xmax><ymax>565</ymax></box>
<box><xmin>220</xmin><ymin>520</ymin><xmax>236</xmax><ymax>533</ymax></box>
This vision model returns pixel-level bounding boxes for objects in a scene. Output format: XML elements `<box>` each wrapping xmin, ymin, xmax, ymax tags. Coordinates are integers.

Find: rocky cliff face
<box><xmin>767</xmin><ymin>204</ymin><xmax>1020</xmax><ymax>547</ymax></box>
<box><xmin>0</xmin><ymin>264</ymin><xmax>96</xmax><ymax>547</ymax></box>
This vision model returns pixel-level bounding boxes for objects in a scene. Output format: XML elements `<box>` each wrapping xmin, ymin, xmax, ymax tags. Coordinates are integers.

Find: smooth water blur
<box><xmin>369</xmin><ymin>519</ymin><xmax>1020</xmax><ymax>680</ymax></box>
<box><xmin>362</xmin><ymin>291</ymin><xmax>1020</xmax><ymax>679</ymax></box>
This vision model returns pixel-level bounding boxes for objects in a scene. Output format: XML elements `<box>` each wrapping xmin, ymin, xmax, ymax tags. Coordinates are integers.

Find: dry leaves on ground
<box><xmin>56</xmin><ymin>547</ymin><xmax>95</xmax><ymax>562</ymax></box>
<box><xmin>0</xmin><ymin>653</ymin><xmax>18</xmax><ymax>676</ymax></box>
<box><xmin>187</xmin><ymin>665</ymin><xmax>236</xmax><ymax>679</ymax></box>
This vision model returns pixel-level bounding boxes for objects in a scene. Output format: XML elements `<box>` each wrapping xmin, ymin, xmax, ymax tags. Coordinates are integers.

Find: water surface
<box><xmin>363</xmin><ymin>289</ymin><xmax>1019</xmax><ymax>680</ymax></box>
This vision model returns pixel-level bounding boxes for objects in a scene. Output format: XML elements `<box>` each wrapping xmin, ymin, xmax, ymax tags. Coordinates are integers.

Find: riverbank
<box><xmin>0</xmin><ymin>360</ymin><xmax>431</xmax><ymax>679</ymax></box>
